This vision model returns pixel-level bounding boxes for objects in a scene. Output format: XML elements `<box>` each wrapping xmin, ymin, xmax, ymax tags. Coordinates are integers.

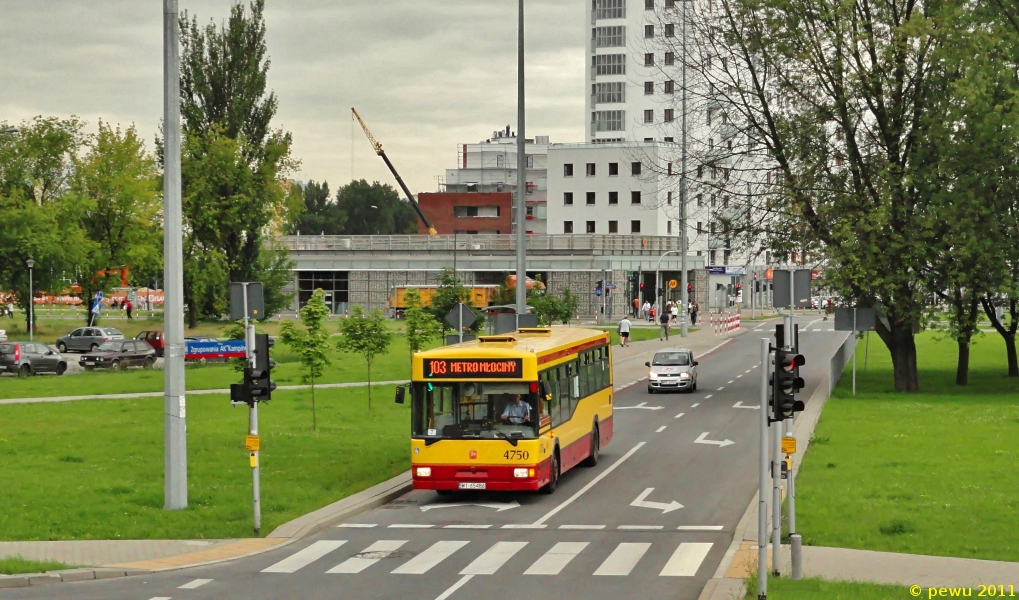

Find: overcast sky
<box><xmin>0</xmin><ymin>0</ymin><xmax>585</xmax><ymax>195</ymax></box>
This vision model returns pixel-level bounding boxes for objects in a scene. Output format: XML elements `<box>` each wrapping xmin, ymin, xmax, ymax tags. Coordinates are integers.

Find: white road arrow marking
<box><xmin>732</xmin><ymin>401</ymin><xmax>760</xmax><ymax>410</ymax></box>
<box><xmin>630</xmin><ymin>487</ymin><xmax>683</xmax><ymax>514</ymax></box>
<box><xmin>420</xmin><ymin>501</ymin><xmax>520</xmax><ymax>512</ymax></box>
<box><xmin>694</xmin><ymin>432</ymin><xmax>735</xmax><ymax>447</ymax></box>
<box><xmin>616</xmin><ymin>402</ymin><xmax>663</xmax><ymax>411</ymax></box>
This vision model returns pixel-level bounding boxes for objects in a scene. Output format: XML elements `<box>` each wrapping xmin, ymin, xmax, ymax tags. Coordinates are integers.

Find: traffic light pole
<box><xmin>758</xmin><ymin>338</ymin><xmax>770</xmax><ymax>599</ymax></box>
<box><xmin>787</xmin><ymin>323</ymin><xmax>801</xmax><ymax>579</ymax></box>
<box><xmin>243</xmin><ymin>285</ymin><xmax>262</xmax><ymax>535</ymax></box>
<box><xmin>772</xmin><ymin>392</ymin><xmax>782</xmax><ymax>576</ymax></box>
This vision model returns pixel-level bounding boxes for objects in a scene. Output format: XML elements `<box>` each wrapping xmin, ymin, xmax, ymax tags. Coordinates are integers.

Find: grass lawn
<box><xmin>0</xmin><ymin>557</ymin><xmax>72</xmax><ymax>575</ymax></box>
<box><xmin>795</xmin><ymin>332</ymin><xmax>1019</xmax><ymax>562</ymax></box>
<box><xmin>0</xmin><ymin>385</ymin><xmax>410</xmax><ymax>541</ymax></box>
<box><xmin>746</xmin><ymin>576</ymin><xmax>909</xmax><ymax>599</ymax></box>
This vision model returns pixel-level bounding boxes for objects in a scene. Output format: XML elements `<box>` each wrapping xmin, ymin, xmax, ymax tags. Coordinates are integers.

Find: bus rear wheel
<box><xmin>582</xmin><ymin>426</ymin><xmax>600</xmax><ymax>467</ymax></box>
<box><xmin>541</xmin><ymin>452</ymin><xmax>560</xmax><ymax>494</ymax></box>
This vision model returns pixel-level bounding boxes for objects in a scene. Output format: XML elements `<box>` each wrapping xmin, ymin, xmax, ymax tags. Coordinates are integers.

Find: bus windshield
<box><xmin>412</xmin><ymin>381</ymin><xmax>539</xmax><ymax>440</ymax></box>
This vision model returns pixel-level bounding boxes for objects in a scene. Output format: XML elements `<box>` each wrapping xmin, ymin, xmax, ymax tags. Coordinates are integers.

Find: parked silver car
<box><xmin>646</xmin><ymin>348</ymin><xmax>698</xmax><ymax>393</ymax></box>
<box><xmin>56</xmin><ymin>327</ymin><xmax>125</xmax><ymax>353</ymax></box>
<box><xmin>0</xmin><ymin>342</ymin><xmax>68</xmax><ymax>376</ymax></box>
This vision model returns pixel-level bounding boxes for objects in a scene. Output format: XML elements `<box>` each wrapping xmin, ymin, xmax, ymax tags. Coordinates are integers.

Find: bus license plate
<box><xmin>458</xmin><ymin>482</ymin><xmax>486</xmax><ymax>490</ymax></box>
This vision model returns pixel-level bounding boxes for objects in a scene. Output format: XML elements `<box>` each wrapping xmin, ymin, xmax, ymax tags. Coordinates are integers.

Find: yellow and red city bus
<box><xmin>405</xmin><ymin>327</ymin><xmax>613</xmax><ymax>493</ymax></box>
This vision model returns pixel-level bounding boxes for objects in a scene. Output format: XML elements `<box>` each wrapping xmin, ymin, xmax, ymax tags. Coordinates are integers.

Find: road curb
<box><xmin>697</xmin><ymin>331</ymin><xmax>850</xmax><ymax>600</ymax></box>
<box><xmin>0</xmin><ymin>471</ymin><xmax>414</xmax><ymax>588</ymax></box>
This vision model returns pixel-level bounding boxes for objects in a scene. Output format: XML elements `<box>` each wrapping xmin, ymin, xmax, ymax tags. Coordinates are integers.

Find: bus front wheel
<box><xmin>541</xmin><ymin>452</ymin><xmax>560</xmax><ymax>495</ymax></box>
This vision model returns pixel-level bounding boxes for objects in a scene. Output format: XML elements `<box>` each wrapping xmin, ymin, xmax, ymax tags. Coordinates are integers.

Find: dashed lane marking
<box><xmin>390</xmin><ymin>524</ymin><xmax>433</xmax><ymax>529</ymax></box>
<box><xmin>178</xmin><ymin>579</ymin><xmax>212</xmax><ymax>589</ymax></box>
<box><xmin>336</xmin><ymin>523</ymin><xmax>377</xmax><ymax>528</ymax></box>
<box><xmin>618</xmin><ymin>525</ymin><xmax>664</xmax><ymax>530</ymax></box>
<box><xmin>704</xmin><ymin>395</ymin><xmax>713</xmax><ymax>399</ymax></box>
<box><xmin>445</xmin><ymin>525</ymin><xmax>492</xmax><ymax>529</ymax></box>
<box><xmin>559</xmin><ymin>525</ymin><xmax>606</xmax><ymax>530</ymax></box>
<box><xmin>690</xmin><ymin>403</ymin><xmax>700</xmax><ymax>408</ymax></box>
<box><xmin>674</xmin><ymin>413</ymin><xmax>685</xmax><ymax>419</ymax></box>
<box><xmin>717</xmin><ymin>387</ymin><xmax>725</xmax><ymax>391</ymax></box>
<box><xmin>676</xmin><ymin>526</ymin><xmax>724</xmax><ymax>531</ymax></box>
<box><xmin>656</xmin><ymin>426</ymin><xmax>667</xmax><ymax>433</ymax></box>
<box><xmin>727</xmin><ymin>380</ymin><xmax>734</xmax><ymax>384</ymax></box>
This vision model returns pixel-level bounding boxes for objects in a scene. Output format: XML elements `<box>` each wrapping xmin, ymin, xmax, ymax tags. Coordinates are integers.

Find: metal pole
<box><xmin>163</xmin><ymin>0</ymin><xmax>187</xmax><ymax>511</ymax></box>
<box><xmin>514</xmin><ymin>0</ymin><xmax>527</xmax><ymax>318</ymax></box>
<box><xmin>786</xmin><ymin>414</ymin><xmax>800</xmax><ymax>578</ymax></box>
<box><xmin>772</xmin><ymin>400</ymin><xmax>782</xmax><ymax>576</ymax></box>
<box><xmin>865</xmin><ymin>330</ymin><xmax>870</xmax><ymax>371</ymax></box>
<box><xmin>852</xmin><ymin>308</ymin><xmax>857</xmax><ymax>396</ymax></box>
<box><xmin>758</xmin><ymin>338</ymin><xmax>769</xmax><ymax>599</ymax></box>
<box><xmin>28</xmin><ymin>265</ymin><xmax>33</xmax><ymax>341</ymax></box>
<box><xmin>679</xmin><ymin>0</ymin><xmax>688</xmax><ymax>338</ymax></box>
<box><xmin>243</xmin><ymin>285</ymin><xmax>260</xmax><ymax>534</ymax></box>
<box><xmin>602</xmin><ymin>268</ymin><xmax>608</xmax><ymax>323</ymax></box>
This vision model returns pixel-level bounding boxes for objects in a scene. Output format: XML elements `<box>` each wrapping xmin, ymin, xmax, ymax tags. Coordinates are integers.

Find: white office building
<box><xmin>441</xmin><ymin>126</ymin><xmax>550</xmax><ymax>234</ymax></box>
<box><xmin>546</xmin><ymin>141</ymin><xmax>680</xmax><ymax>237</ymax></box>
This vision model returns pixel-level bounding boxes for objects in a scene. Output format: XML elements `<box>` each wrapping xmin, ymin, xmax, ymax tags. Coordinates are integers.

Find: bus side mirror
<box><xmin>394</xmin><ymin>386</ymin><xmax>406</xmax><ymax>405</ymax></box>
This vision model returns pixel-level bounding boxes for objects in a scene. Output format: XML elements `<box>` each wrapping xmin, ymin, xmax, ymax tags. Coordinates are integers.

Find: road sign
<box><xmin>772</xmin><ymin>269</ymin><xmax>812</xmax><ymax>308</ymax></box>
<box><xmin>229</xmin><ymin>282</ymin><xmax>264</xmax><ymax>320</ymax></box>
<box><xmin>445</xmin><ymin>303</ymin><xmax>476</xmax><ymax>330</ymax></box>
<box><xmin>669</xmin><ymin>280</ymin><xmax>677</xmax><ymax>289</ymax></box>
<box><xmin>90</xmin><ymin>291</ymin><xmax>104</xmax><ymax>315</ymax></box>
<box><xmin>185</xmin><ymin>339</ymin><xmax>246</xmax><ymax>360</ymax></box>
<box><xmin>834</xmin><ymin>306</ymin><xmax>877</xmax><ymax>331</ymax></box>
<box><xmin>245</xmin><ymin>435</ymin><xmax>260</xmax><ymax>451</ymax></box>
<box><xmin>595</xmin><ymin>288</ymin><xmax>602</xmax><ymax>297</ymax></box>
<box><xmin>782</xmin><ymin>436</ymin><xmax>797</xmax><ymax>454</ymax></box>
<box><xmin>606</xmin><ymin>283</ymin><xmax>617</xmax><ymax>290</ymax></box>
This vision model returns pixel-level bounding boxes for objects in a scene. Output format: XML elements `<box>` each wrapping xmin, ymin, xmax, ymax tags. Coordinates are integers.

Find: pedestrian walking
<box><xmin>659</xmin><ymin>309</ymin><xmax>670</xmax><ymax>340</ymax></box>
<box><xmin>632</xmin><ymin>298</ymin><xmax>639</xmax><ymax>317</ymax></box>
<box><xmin>111</xmin><ymin>298</ymin><xmax>119</xmax><ymax>310</ymax></box>
<box><xmin>671</xmin><ymin>302</ymin><xmax>679</xmax><ymax>324</ymax></box>
<box><xmin>642</xmin><ymin>301</ymin><xmax>651</xmax><ymax>321</ymax></box>
<box><xmin>618</xmin><ymin>316</ymin><xmax>631</xmax><ymax>347</ymax></box>
<box><xmin>691</xmin><ymin>303</ymin><xmax>699</xmax><ymax>326</ymax></box>
<box><xmin>125</xmin><ymin>299</ymin><xmax>133</xmax><ymax>320</ymax></box>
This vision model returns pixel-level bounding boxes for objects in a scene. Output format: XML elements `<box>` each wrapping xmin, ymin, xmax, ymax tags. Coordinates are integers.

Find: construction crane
<box><xmin>351</xmin><ymin>108</ymin><xmax>438</xmax><ymax>235</ymax></box>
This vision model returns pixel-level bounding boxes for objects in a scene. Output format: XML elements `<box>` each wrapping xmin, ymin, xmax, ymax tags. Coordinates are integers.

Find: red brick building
<box><xmin>416</xmin><ymin>192</ymin><xmax>513</xmax><ymax>234</ymax></box>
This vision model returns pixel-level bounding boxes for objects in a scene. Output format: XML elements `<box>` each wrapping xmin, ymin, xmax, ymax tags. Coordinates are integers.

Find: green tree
<box><xmin>334</xmin><ymin>179</ymin><xmax>418</xmax><ymax>235</ymax></box>
<box><xmin>71</xmin><ymin>121</ymin><xmax>162</xmax><ymax>323</ymax></box>
<box><xmin>279</xmin><ymin>289</ymin><xmax>332</xmax><ymax>431</ymax></box>
<box><xmin>404</xmin><ymin>288</ymin><xmax>442</xmax><ymax>360</ymax></box>
<box><xmin>174</xmin><ymin>0</ymin><xmax>298</xmax><ymax>325</ymax></box>
<box><xmin>337</xmin><ymin>306</ymin><xmax>392</xmax><ymax>411</ymax></box>
<box><xmin>690</xmin><ymin>0</ymin><xmax>962</xmax><ymax>391</ymax></box>
<box><xmin>291</xmin><ymin>180</ymin><xmax>344</xmax><ymax>235</ymax></box>
<box><xmin>427</xmin><ymin>268</ymin><xmax>484</xmax><ymax>335</ymax></box>
<box><xmin>0</xmin><ymin>118</ymin><xmax>89</xmax><ymax>332</ymax></box>
<box><xmin>559</xmin><ymin>288</ymin><xmax>579</xmax><ymax>325</ymax></box>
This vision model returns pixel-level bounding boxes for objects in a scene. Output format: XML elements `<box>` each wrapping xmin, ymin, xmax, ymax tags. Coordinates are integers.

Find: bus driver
<box><xmin>500</xmin><ymin>395</ymin><xmax>532</xmax><ymax>425</ymax></box>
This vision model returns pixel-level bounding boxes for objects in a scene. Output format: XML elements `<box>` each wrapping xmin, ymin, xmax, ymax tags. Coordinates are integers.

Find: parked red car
<box><xmin>135</xmin><ymin>330</ymin><xmax>165</xmax><ymax>357</ymax></box>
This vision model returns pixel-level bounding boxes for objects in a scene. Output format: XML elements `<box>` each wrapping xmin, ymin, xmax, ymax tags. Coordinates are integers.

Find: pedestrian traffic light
<box><xmin>771</xmin><ymin>348</ymin><xmax>805</xmax><ymax>421</ymax></box>
<box><xmin>687</xmin><ymin>283</ymin><xmax>693</xmax><ymax>293</ymax></box>
<box><xmin>639</xmin><ymin>283</ymin><xmax>644</xmax><ymax>290</ymax></box>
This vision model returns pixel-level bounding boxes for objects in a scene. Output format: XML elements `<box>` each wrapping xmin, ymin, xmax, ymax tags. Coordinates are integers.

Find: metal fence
<box><xmin>280</xmin><ymin>234</ymin><xmax>686</xmax><ymax>255</ymax></box>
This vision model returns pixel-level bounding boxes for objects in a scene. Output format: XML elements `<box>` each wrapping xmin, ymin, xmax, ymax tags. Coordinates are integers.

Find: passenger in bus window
<box><xmin>501</xmin><ymin>394</ymin><xmax>533</xmax><ymax>424</ymax></box>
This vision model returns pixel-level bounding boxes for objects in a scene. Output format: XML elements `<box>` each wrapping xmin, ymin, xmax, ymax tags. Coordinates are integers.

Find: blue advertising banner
<box><xmin>184</xmin><ymin>339</ymin><xmax>246</xmax><ymax>361</ymax></box>
<box><xmin>706</xmin><ymin>267</ymin><xmax>747</xmax><ymax>276</ymax></box>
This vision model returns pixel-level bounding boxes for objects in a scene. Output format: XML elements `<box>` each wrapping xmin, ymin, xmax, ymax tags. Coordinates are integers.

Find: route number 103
<box><xmin>503</xmin><ymin>450</ymin><xmax>530</xmax><ymax>460</ymax></box>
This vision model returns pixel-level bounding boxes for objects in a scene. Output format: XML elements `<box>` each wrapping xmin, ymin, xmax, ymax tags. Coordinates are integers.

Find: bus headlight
<box><xmin>514</xmin><ymin>468</ymin><xmax>530</xmax><ymax>478</ymax></box>
<box><xmin>416</xmin><ymin>467</ymin><xmax>432</xmax><ymax>477</ymax></box>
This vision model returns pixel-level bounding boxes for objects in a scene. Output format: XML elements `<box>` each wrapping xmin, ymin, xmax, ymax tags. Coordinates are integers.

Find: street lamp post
<box><xmin>514</xmin><ymin>0</ymin><xmax>528</xmax><ymax>320</ymax></box>
<box><xmin>679</xmin><ymin>0</ymin><xmax>689</xmax><ymax>338</ymax></box>
<box><xmin>26</xmin><ymin>259</ymin><xmax>34</xmax><ymax>341</ymax></box>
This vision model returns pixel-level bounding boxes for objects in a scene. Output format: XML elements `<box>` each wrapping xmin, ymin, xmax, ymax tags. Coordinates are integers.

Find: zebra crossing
<box><xmin>261</xmin><ymin>538</ymin><xmax>713</xmax><ymax>578</ymax></box>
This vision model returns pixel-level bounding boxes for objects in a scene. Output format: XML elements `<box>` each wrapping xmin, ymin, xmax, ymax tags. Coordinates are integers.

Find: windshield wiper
<box><xmin>492</xmin><ymin>430</ymin><xmax>518</xmax><ymax>447</ymax></box>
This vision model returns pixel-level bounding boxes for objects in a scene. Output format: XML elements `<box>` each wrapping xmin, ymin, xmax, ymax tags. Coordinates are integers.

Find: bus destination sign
<box><xmin>425</xmin><ymin>358</ymin><xmax>523</xmax><ymax>379</ymax></box>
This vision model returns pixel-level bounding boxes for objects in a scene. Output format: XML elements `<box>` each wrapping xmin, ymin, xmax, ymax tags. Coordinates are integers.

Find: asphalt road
<box><xmin>2</xmin><ymin>316</ymin><xmax>847</xmax><ymax>600</ymax></box>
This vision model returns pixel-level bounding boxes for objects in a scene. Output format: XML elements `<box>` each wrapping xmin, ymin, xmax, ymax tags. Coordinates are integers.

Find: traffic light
<box><xmin>687</xmin><ymin>283</ymin><xmax>693</xmax><ymax>293</ymax></box>
<box><xmin>736</xmin><ymin>283</ymin><xmax>742</xmax><ymax>291</ymax></box>
<box><xmin>639</xmin><ymin>283</ymin><xmax>644</xmax><ymax>290</ymax></box>
<box><xmin>246</xmin><ymin>333</ymin><xmax>277</xmax><ymax>402</ymax></box>
<box><xmin>234</xmin><ymin>334</ymin><xmax>277</xmax><ymax>406</ymax></box>
<box><xmin>771</xmin><ymin>348</ymin><xmax>805</xmax><ymax>421</ymax></box>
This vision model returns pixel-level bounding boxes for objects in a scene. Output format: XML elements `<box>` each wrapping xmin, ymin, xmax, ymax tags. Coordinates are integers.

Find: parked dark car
<box><xmin>136</xmin><ymin>330</ymin><xmax>165</xmax><ymax>357</ymax></box>
<box><xmin>56</xmin><ymin>327</ymin><xmax>125</xmax><ymax>353</ymax></box>
<box><xmin>1</xmin><ymin>342</ymin><xmax>68</xmax><ymax>376</ymax></box>
<box><xmin>79</xmin><ymin>340</ymin><xmax>156</xmax><ymax>371</ymax></box>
